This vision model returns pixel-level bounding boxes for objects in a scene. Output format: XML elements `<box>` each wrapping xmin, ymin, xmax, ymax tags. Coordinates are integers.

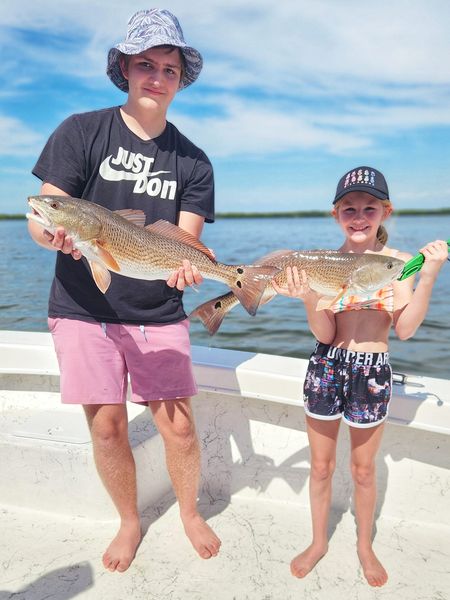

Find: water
<box><xmin>1</xmin><ymin>216</ymin><xmax>450</xmax><ymax>378</ymax></box>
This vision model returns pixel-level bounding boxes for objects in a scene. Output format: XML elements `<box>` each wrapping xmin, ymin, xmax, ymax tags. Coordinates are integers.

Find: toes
<box><xmin>117</xmin><ymin>560</ymin><xmax>131</xmax><ymax>572</ymax></box>
<box><xmin>208</xmin><ymin>538</ymin><xmax>221</xmax><ymax>557</ymax></box>
<box><xmin>102</xmin><ymin>550</ymin><xmax>117</xmax><ymax>571</ymax></box>
<box><xmin>102</xmin><ymin>553</ymin><xmax>113</xmax><ymax>570</ymax></box>
<box><xmin>208</xmin><ymin>545</ymin><xmax>219</xmax><ymax>557</ymax></box>
<box><xmin>291</xmin><ymin>566</ymin><xmax>307</xmax><ymax>579</ymax></box>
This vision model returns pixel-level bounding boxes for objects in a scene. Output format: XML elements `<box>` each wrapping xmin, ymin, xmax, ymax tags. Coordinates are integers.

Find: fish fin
<box><xmin>330</xmin><ymin>287</ymin><xmax>347</xmax><ymax>305</ymax></box>
<box><xmin>145</xmin><ymin>220</ymin><xmax>216</xmax><ymax>262</ymax></box>
<box><xmin>254</xmin><ymin>249</ymin><xmax>294</xmax><ymax>266</ymax></box>
<box><xmin>114</xmin><ymin>209</ymin><xmax>146</xmax><ymax>227</ymax></box>
<box><xmin>88</xmin><ymin>260</ymin><xmax>112</xmax><ymax>293</ymax></box>
<box><xmin>230</xmin><ymin>265</ymin><xmax>279</xmax><ymax>315</ymax></box>
<box><xmin>319</xmin><ymin>285</ymin><xmax>348</xmax><ymax>310</ymax></box>
<box><xmin>190</xmin><ymin>292</ymin><xmax>236</xmax><ymax>335</ymax></box>
<box><xmin>95</xmin><ymin>242</ymin><xmax>121</xmax><ymax>272</ymax></box>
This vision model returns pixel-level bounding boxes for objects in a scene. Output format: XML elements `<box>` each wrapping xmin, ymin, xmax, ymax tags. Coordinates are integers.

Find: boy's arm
<box><xmin>393</xmin><ymin>241</ymin><xmax>448</xmax><ymax>340</ymax></box>
<box><xmin>28</xmin><ymin>183</ymin><xmax>82</xmax><ymax>259</ymax></box>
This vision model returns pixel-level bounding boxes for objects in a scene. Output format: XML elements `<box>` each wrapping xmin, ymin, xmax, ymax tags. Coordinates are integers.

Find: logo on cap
<box><xmin>343</xmin><ymin>169</ymin><xmax>376</xmax><ymax>189</ymax></box>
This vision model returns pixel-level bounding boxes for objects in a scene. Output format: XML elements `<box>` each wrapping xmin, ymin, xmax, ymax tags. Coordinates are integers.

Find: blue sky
<box><xmin>1</xmin><ymin>0</ymin><xmax>450</xmax><ymax>214</ymax></box>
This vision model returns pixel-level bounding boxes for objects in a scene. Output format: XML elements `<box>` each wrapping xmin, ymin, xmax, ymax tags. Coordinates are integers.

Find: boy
<box><xmin>28</xmin><ymin>9</ymin><xmax>221</xmax><ymax>572</ymax></box>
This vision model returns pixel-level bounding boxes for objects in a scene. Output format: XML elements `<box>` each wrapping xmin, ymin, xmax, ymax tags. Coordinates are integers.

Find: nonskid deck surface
<box><xmin>1</xmin><ymin>494</ymin><xmax>448</xmax><ymax>600</ymax></box>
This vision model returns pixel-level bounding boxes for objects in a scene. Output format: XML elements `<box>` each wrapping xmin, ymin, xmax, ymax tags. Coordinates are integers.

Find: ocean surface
<box><xmin>1</xmin><ymin>215</ymin><xmax>450</xmax><ymax>379</ymax></box>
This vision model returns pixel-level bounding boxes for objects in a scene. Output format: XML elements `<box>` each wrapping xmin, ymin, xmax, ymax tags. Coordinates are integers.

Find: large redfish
<box><xmin>190</xmin><ymin>248</ymin><xmax>404</xmax><ymax>334</ymax></box>
<box><xmin>27</xmin><ymin>195</ymin><xmax>279</xmax><ymax>316</ymax></box>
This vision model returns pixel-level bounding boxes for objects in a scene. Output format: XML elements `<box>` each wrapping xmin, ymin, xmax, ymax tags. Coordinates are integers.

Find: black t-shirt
<box><xmin>32</xmin><ymin>106</ymin><xmax>215</xmax><ymax>324</ymax></box>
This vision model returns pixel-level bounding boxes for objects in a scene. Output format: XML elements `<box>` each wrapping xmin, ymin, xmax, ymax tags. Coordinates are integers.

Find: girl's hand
<box><xmin>419</xmin><ymin>240</ymin><xmax>448</xmax><ymax>280</ymax></box>
<box><xmin>271</xmin><ymin>267</ymin><xmax>315</xmax><ymax>301</ymax></box>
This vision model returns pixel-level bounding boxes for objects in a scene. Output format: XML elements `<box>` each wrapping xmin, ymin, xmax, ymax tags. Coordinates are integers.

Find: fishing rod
<box><xmin>397</xmin><ymin>240</ymin><xmax>450</xmax><ymax>281</ymax></box>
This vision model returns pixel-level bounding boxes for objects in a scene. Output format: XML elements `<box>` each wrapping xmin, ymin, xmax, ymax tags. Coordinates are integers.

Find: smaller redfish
<box><xmin>191</xmin><ymin>248</ymin><xmax>404</xmax><ymax>334</ymax></box>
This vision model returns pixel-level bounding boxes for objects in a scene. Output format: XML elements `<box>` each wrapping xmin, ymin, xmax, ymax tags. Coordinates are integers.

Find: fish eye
<box><xmin>50</xmin><ymin>201</ymin><xmax>59</xmax><ymax>209</ymax></box>
<box><xmin>386</xmin><ymin>261</ymin><xmax>393</xmax><ymax>269</ymax></box>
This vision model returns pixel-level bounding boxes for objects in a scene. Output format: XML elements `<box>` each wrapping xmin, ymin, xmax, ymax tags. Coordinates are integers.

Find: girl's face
<box><xmin>334</xmin><ymin>192</ymin><xmax>391</xmax><ymax>245</ymax></box>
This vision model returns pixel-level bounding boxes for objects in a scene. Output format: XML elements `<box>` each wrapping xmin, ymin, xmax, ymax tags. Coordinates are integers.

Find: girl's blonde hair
<box><xmin>332</xmin><ymin>198</ymin><xmax>393</xmax><ymax>246</ymax></box>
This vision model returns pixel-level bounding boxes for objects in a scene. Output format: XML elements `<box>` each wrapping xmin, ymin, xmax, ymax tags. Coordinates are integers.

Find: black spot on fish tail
<box><xmin>230</xmin><ymin>265</ymin><xmax>279</xmax><ymax>315</ymax></box>
<box><xmin>190</xmin><ymin>293</ymin><xmax>232</xmax><ymax>335</ymax></box>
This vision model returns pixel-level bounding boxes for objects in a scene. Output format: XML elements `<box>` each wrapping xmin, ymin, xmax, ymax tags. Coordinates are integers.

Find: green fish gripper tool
<box><xmin>397</xmin><ymin>239</ymin><xmax>450</xmax><ymax>281</ymax></box>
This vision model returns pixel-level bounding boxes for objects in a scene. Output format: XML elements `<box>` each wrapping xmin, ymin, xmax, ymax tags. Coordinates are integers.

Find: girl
<box><xmin>272</xmin><ymin>166</ymin><xmax>448</xmax><ymax>587</ymax></box>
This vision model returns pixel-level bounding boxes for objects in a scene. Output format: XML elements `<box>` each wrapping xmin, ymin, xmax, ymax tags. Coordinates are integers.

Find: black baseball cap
<box><xmin>333</xmin><ymin>166</ymin><xmax>389</xmax><ymax>204</ymax></box>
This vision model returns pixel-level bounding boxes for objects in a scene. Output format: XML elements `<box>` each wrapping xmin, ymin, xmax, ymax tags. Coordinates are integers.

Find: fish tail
<box><xmin>229</xmin><ymin>265</ymin><xmax>279</xmax><ymax>316</ymax></box>
<box><xmin>190</xmin><ymin>292</ymin><xmax>237</xmax><ymax>335</ymax></box>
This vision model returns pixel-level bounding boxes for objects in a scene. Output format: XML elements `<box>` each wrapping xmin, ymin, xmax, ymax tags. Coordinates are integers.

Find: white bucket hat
<box><xmin>107</xmin><ymin>9</ymin><xmax>203</xmax><ymax>91</ymax></box>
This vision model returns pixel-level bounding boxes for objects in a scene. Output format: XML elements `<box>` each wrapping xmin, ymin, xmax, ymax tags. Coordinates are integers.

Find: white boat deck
<box><xmin>1</xmin><ymin>331</ymin><xmax>449</xmax><ymax>599</ymax></box>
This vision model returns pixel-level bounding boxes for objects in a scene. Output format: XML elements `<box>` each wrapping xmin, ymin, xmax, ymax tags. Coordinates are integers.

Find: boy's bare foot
<box><xmin>182</xmin><ymin>513</ymin><xmax>221</xmax><ymax>559</ymax></box>
<box><xmin>357</xmin><ymin>545</ymin><xmax>388</xmax><ymax>587</ymax></box>
<box><xmin>290</xmin><ymin>543</ymin><xmax>328</xmax><ymax>578</ymax></box>
<box><xmin>102</xmin><ymin>521</ymin><xmax>142</xmax><ymax>572</ymax></box>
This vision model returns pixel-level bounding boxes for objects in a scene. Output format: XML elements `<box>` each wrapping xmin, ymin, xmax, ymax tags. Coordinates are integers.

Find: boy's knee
<box><xmin>85</xmin><ymin>409</ymin><xmax>129</xmax><ymax>445</ymax></box>
<box><xmin>161</xmin><ymin>421</ymin><xmax>198</xmax><ymax>451</ymax></box>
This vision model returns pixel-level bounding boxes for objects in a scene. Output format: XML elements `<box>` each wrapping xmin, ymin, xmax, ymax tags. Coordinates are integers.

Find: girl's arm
<box><xmin>393</xmin><ymin>240</ymin><xmax>448</xmax><ymax>340</ymax></box>
<box><xmin>271</xmin><ymin>266</ymin><xmax>336</xmax><ymax>344</ymax></box>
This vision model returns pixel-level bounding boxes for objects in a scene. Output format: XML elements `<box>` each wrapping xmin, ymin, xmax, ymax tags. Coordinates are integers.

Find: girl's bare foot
<box><xmin>182</xmin><ymin>513</ymin><xmax>221</xmax><ymax>559</ymax></box>
<box><xmin>102</xmin><ymin>520</ymin><xmax>142</xmax><ymax>572</ymax></box>
<box><xmin>290</xmin><ymin>543</ymin><xmax>328</xmax><ymax>578</ymax></box>
<box><xmin>357</xmin><ymin>545</ymin><xmax>388</xmax><ymax>587</ymax></box>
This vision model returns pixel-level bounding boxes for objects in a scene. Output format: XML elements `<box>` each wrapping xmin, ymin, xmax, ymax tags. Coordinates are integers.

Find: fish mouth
<box><xmin>392</xmin><ymin>262</ymin><xmax>405</xmax><ymax>279</ymax></box>
<box><xmin>26</xmin><ymin>198</ymin><xmax>51</xmax><ymax>228</ymax></box>
<box><xmin>25</xmin><ymin>197</ymin><xmax>51</xmax><ymax>227</ymax></box>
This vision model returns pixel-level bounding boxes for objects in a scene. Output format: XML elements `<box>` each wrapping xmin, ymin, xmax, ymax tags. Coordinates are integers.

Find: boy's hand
<box><xmin>419</xmin><ymin>240</ymin><xmax>448</xmax><ymax>280</ymax></box>
<box><xmin>43</xmin><ymin>227</ymin><xmax>82</xmax><ymax>260</ymax></box>
<box><xmin>166</xmin><ymin>259</ymin><xmax>203</xmax><ymax>290</ymax></box>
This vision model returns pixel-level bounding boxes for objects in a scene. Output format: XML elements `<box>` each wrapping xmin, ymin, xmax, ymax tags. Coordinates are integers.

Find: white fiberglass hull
<box><xmin>0</xmin><ymin>330</ymin><xmax>449</xmax><ymax>599</ymax></box>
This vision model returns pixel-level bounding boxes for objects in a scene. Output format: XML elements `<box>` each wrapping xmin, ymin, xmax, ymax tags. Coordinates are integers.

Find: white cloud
<box><xmin>0</xmin><ymin>115</ymin><xmax>43</xmax><ymax>157</ymax></box>
<box><xmin>172</xmin><ymin>96</ymin><xmax>372</xmax><ymax>157</ymax></box>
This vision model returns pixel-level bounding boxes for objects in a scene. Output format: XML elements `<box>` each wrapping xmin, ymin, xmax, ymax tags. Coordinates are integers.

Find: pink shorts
<box><xmin>48</xmin><ymin>318</ymin><xmax>198</xmax><ymax>404</ymax></box>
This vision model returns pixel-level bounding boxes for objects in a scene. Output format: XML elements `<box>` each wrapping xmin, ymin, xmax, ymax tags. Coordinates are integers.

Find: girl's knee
<box><xmin>351</xmin><ymin>462</ymin><xmax>376</xmax><ymax>487</ymax></box>
<box><xmin>311</xmin><ymin>458</ymin><xmax>336</xmax><ymax>481</ymax></box>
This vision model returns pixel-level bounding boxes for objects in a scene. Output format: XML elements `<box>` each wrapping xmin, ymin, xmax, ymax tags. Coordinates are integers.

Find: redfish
<box><xmin>27</xmin><ymin>195</ymin><xmax>279</xmax><ymax>316</ymax></box>
<box><xmin>191</xmin><ymin>248</ymin><xmax>404</xmax><ymax>334</ymax></box>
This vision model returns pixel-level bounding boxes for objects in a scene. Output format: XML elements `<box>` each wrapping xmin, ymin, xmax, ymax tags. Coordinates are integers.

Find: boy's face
<box><xmin>120</xmin><ymin>46</ymin><xmax>183</xmax><ymax>111</ymax></box>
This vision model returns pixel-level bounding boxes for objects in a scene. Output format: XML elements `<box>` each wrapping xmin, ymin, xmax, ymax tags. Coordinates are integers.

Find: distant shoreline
<box><xmin>3</xmin><ymin>208</ymin><xmax>450</xmax><ymax>220</ymax></box>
